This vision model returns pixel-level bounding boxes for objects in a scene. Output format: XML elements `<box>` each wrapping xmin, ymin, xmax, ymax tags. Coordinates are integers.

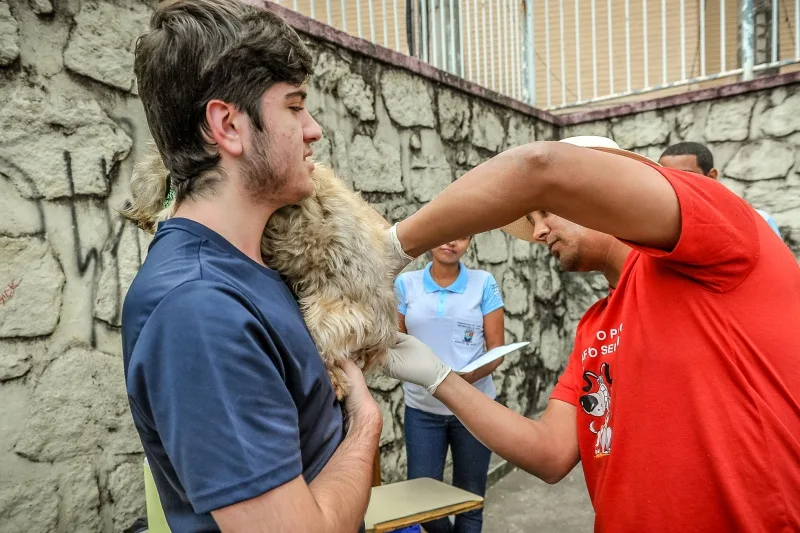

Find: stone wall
<box><xmin>0</xmin><ymin>0</ymin><xmax>797</xmax><ymax>530</ymax></box>
<box><xmin>1</xmin><ymin>0</ymin><xmax>156</xmax><ymax>531</ymax></box>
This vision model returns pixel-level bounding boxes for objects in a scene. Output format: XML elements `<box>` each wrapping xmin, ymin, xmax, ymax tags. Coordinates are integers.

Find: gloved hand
<box><xmin>386</xmin><ymin>224</ymin><xmax>415</xmax><ymax>278</ymax></box>
<box><xmin>384</xmin><ymin>332</ymin><xmax>452</xmax><ymax>395</ymax></box>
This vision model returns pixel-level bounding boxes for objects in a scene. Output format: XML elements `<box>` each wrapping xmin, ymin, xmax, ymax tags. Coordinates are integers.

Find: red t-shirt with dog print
<box><xmin>551</xmin><ymin>166</ymin><xmax>800</xmax><ymax>532</ymax></box>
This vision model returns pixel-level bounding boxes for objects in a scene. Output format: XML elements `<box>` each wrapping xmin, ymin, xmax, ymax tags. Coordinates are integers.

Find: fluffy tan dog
<box><xmin>124</xmin><ymin>143</ymin><xmax>397</xmax><ymax>399</ymax></box>
<box><xmin>259</xmin><ymin>165</ymin><xmax>397</xmax><ymax>399</ymax></box>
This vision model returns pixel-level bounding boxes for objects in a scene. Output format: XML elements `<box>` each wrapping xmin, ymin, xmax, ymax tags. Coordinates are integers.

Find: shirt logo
<box><xmin>580</xmin><ymin>362</ymin><xmax>614</xmax><ymax>458</ymax></box>
<box><xmin>463</xmin><ymin>329</ymin><xmax>474</xmax><ymax>343</ymax></box>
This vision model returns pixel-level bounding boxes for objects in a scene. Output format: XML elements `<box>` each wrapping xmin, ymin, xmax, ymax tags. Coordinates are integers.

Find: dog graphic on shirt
<box><xmin>579</xmin><ymin>362</ymin><xmax>613</xmax><ymax>457</ymax></box>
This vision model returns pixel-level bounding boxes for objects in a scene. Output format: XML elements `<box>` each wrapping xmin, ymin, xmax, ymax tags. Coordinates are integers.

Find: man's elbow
<box><xmin>515</xmin><ymin>141</ymin><xmax>560</xmax><ymax>199</ymax></box>
<box><xmin>516</xmin><ymin>462</ymin><xmax>571</xmax><ymax>485</ymax></box>
<box><xmin>541</xmin><ymin>467</ymin><xmax>571</xmax><ymax>485</ymax></box>
<box><xmin>520</xmin><ymin>446</ymin><xmax>577</xmax><ymax>485</ymax></box>
<box><xmin>520</xmin><ymin>141</ymin><xmax>556</xmax><ymax>167</ymax></box>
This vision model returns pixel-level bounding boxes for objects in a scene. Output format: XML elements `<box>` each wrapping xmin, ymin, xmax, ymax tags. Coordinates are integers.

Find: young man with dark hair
<box><xmin>122</xmin><ymin>2</ymin><xmax>418</xmax><ymax>531</ymax></box>
<box><xmin>659</xmin><ymin>141</ymin><xmax>783</xmax><ymax>239</ymax></box>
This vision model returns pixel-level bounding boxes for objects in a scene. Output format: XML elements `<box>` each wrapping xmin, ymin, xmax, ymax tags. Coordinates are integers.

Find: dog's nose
<box><xmin>579</xmin><ymin>395</ymin><xmax>598</xmax><ymax>413</ymax></box>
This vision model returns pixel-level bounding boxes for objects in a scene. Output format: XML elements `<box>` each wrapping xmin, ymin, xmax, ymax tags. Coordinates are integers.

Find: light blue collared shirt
<box><xmin>395</xmin><ymin>262</ymin><xmax>504</xmax><ymax>415</ymax></box>
<box><xmin>755</xmin><ymin>209</ymin><xmax>783</xmax><ymax>240</ymax></box>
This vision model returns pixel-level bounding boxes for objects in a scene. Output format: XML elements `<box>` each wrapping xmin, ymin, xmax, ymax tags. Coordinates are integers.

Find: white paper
<box><xmin>457</xmin><ymin>342</ymin><xmax>530</xmax><ymax>373</ymax></box>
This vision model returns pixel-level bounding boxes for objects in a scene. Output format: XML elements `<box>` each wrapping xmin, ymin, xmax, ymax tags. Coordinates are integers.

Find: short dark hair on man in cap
<box><xmin>660</xmin><ymin>142</ymin><xmax>715</xmax><ymax>175</ymax></box>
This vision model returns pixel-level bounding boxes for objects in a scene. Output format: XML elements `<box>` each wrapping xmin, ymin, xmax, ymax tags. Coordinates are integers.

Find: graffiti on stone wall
<box><xmin>65</xmin><ymin>151</ymin><xmax>105</xmax><ymax>277</ymax></box>
<box><xmin>0</xmin><ymin>139</ymin><xmax>145</xmax><ymax>344</ymax></box>
<box><xmin>0</xmin><ymin>279</ymin><xmax>21</xmax><ymax>306</ymax></box>
<box><xmin>0</xmin><ymin>131</ymin><xmax>148</xmax><ymax>531</ymax></box>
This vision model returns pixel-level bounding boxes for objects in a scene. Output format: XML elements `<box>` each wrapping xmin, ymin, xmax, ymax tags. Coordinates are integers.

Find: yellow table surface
<box><xmin>365</xmin><ymin>478</ymin><xmax>484</xmax><ymax>533</ymax></box>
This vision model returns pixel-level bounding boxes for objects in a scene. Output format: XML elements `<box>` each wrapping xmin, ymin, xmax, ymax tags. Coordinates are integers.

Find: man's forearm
<box><xmin>397</xmin><ymin>144</ymin><xmax>545</xmax><ymax>257</ymax></box>
<box><xmin>396</xmin><ymin>140</ymin><xmax>680</xmax><ymax>258</ymax></box>
<box><xmin>462</xmin><ymin>357</ymin><xmax>503</xmax><ymax>384</ymax></box>
<box><xmin>309</xmin><ymin>411</ymin><xmax>382</xmax><ymax>532</ymax></box>
<box><xmin>433</xmin><ymin>373</ymin><xmax>577</xmax><ymax>484</ymax></box>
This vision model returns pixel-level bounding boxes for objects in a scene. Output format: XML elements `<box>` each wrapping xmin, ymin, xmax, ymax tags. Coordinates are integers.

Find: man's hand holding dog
<box><xmin>341</xmin><ymin>360</ymin><xmax>383</xmax><ymax>434</ymax></box>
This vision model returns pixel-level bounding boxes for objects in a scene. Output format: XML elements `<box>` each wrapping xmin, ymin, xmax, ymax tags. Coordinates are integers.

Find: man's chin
<box><xmin>287</xmin><ymin>179</ymin><xmax>314</xmax><ymax>205</ymax></box>
<box><xmin>555</xmin><ymin>255</ymin><xmax>579</xmax><ymax>272</ymax></box>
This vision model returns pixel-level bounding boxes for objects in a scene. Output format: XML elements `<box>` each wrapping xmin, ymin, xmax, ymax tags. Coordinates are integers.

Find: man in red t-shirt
<box><xmin>384</xmin><ymin>136</ymin><xmax>800</xmax><ymax>532</ymax></box>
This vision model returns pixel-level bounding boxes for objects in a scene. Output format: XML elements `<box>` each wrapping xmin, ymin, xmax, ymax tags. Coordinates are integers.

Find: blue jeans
<box><xmin>404</xmin><ymin>406</ymin><xmax>492</xmax><ymax>533</ymax></box>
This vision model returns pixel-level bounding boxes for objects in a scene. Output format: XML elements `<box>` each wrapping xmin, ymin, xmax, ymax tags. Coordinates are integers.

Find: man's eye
<box><xmin>290</xmin><ymin>106</ymin><xmax>305</xmax><ymax>112</ymax></box>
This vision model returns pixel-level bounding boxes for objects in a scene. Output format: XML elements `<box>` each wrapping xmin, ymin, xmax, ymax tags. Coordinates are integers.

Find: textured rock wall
<box><xmin>0</xmin><ymin>0</ymin><xmax>155</xmax><ymax>531</ymax></box>
<box><xmin>563</xmin><ymin>85</ymin><xmax>800</xmax><ymax>260</ymax></box>
<box><xmin>0</xmin><ymin>0</ymin><xmax>797</xmax><ymax>530</ymax></box>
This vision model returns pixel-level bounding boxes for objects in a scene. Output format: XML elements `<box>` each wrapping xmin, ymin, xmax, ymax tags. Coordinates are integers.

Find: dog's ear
<box><xmin>581</xmin><ymin>372</ymin><xmax>595</xmax><ymax>392</ymax></box>
<box><xmin>120</xmin><ymin>140</ymin><xmax>172</xmax><ymax>234</ymax></box>
<box><xmin>601</xmin><ymin>362</ymin><xmax>612</xmax><ymax>385</ymax></box>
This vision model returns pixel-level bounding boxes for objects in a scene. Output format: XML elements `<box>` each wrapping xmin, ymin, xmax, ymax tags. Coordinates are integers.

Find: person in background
<box><xmin>659</xmin><ymin>141</ymin><xmax>783</xmax><ymax>240</ymax></box>
<box><xmin>395</xmin><ymin>236</ymin><xmax>505</xmax><ymax>533</ymax></box>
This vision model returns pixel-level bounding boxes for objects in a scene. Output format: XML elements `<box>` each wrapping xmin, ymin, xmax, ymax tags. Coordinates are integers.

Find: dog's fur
<box><xmin>123</xmin><ymin>142</ymin><xmax>397</xmax><ymax>399</ymax></box>
<box><xmin>259</xmin><ymin>165</ymin><xmax>397</xmax><ymax>399</ymax></box>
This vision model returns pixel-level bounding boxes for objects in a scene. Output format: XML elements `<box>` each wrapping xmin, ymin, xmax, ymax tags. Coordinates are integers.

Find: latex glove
<box><xmin>384</xmin><ymin>332</ymin><xmax>452</xmax><ymax>395</ymax></box>
<box><xmin>386</xmin><ymin>224</ymin><xmax>414</xmax><ymax>278</ymax></box>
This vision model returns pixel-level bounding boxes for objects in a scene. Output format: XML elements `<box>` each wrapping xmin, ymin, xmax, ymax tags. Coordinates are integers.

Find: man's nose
<box><xmin>533</xmin><ymin>222</ymin><xmax>549</xmax><ymax>242</ymax></box>
<box><xmin>304</xmin><ymin>114</ymin><xmax>323</xmax><ymax>144</ymax></box>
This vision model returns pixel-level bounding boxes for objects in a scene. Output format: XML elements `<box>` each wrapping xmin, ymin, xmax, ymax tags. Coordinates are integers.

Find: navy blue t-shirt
<box><xmin>122</xmin><ymin>218</ymin><xmax>346</xmax><ymax>531</ymax></box>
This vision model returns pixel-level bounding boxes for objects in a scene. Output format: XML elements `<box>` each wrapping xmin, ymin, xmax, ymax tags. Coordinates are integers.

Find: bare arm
<box><xmin>398</xmin><ymin>312</ymin><xmax>407</xmax><ymax>334</ymax></box>
<box><xmin>212</xmin><ymin>362</ymin><xmax>381</xmax><ymax>532</ymax></box>
<box><xmin>396</xmin><ymin>141</ymin><xmax>681</xmax><ymax>258</ymax></box>
<box><xmin>483</xmin><ymin>307</ymin><xmax>505</xmax><ymax>351</ymax></box>
<box><xmin>434</xmin><ymin>372</ymin><xmax>579</xmax><ymax>484</ymax></box>
<box><xmin>460</xmin><ymin>308</ymin><xmax>505</xmax><ymax>384</ymax></box>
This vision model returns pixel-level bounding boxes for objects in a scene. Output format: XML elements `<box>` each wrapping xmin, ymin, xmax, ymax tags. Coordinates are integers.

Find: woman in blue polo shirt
<box><xmin>394</xmin><ymin>236</ymin><xmax>505</xmax><ymax>533</ymax></box>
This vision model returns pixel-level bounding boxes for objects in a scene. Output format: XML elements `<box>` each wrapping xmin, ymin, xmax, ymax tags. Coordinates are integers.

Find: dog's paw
<box><xmin>328</xmin><ymin>365</ymin><xmax>350</xmax><ymax>401</ymax></box>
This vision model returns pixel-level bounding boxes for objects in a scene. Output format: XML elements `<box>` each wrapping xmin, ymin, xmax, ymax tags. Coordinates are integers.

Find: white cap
<box><xmin>559</xmin><ymin>135</ymin><xmax>622</xmax><ymax>150</ymax></box>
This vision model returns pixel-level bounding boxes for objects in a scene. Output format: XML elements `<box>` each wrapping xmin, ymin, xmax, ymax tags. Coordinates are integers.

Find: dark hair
<box><xmin>660</xmin><ymin>142</ymin><xmax>715</xmax><ymax>175</ymax></box>
<box><xmin>133</xmin><ymin>0</ymin><xmax>313</xmax><ymax>203</ymax></box>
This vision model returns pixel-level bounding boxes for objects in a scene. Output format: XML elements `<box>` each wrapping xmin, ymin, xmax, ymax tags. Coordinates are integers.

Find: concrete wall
<box><xmin>0</xmin><ymin>0</ymin><xmax>797</xmax><ymax>530</ymax></box>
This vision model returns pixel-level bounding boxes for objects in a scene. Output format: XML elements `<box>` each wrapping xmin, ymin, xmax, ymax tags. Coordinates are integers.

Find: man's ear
<box><xmin>707</xmin><ymin>168</ymin><xmax>719</xmax><ymax>180</ymax></box>
<box><xmin>206</xmin><ymin>100</ymin><xmax>244</xmax><ymax>158</ymax></box>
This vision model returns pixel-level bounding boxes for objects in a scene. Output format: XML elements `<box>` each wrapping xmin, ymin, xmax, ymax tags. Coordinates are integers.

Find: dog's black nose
<box><xmin>579</xmin><ymin>395</ymin><xmax>598</xmax><ymax>413</ymax></box>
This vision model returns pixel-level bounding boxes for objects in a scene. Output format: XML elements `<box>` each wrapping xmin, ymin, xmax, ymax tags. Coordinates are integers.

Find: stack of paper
<box><xmin>457</xmin><ymin>342</ymin><xmax>530</xmax><ymax>373</ymax></box>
